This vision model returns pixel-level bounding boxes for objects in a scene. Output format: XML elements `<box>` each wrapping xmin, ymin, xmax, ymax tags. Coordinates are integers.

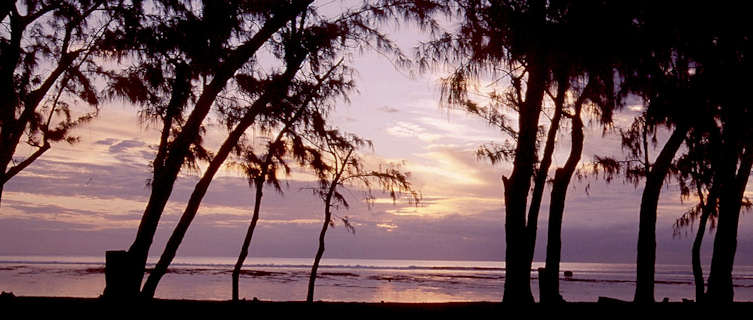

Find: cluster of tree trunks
<box><xmin>103</xmin><ymin>1</ymin><xmax>314</xmax><ymax>299</ymax></box>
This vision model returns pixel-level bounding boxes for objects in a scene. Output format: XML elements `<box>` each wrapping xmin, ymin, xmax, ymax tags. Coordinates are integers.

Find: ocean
<box><xmin>1</xmin><ymin>256</ymin><xmax>752</xmax><ymax>302</ymax></box>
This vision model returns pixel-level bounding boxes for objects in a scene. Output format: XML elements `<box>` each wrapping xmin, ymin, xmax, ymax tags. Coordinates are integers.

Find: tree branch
<box><xmin>2</xmin><ymin>142</ymin><xmax>50</xmax><ymax>183</ymax></box>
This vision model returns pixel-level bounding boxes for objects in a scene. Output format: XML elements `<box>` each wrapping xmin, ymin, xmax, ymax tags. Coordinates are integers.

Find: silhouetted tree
<box><xmin>620</xmin><ymin>2</ymin><xmax>753</xmax><ymax>302</ymax></box>
<box><xmin>707</xmin><ymin>138</ymin><xmax>753</xmax><ymax>303</ymax></box>
<box><xmin>138</xmin><ymin>11</ymin><xmax>326</xmax><ymax>298</ymax></box>
<box><xmin>420</xmin><ymin>0</ymin><xmax>559</xmax><ymax>303</ymax></box>
<box><xmin>463</xmin><ymin>68</ymin><xmax>569</xmax><ymax>291</ymax></box>
<box><xmin>420</xmin><ymin>0</ymin><xmax>633</xmax><ymax>303</ymax></box>
<box><xmin>539</xmin><ymin>74</ymin><xmax>594</xmax><ymax>303</ymax></box>
<box><xmin>585</xmin><ymin>1</ymin><xmax>728</xmax><ymax>302</ymax></box>
<box><xmin>628</xmin><ymin>49</ymin><xmax>698</xmax><ymax>306</ymax></box>
<box><xmin>230</xmin><ymin>61</ymin><xmax>342</xmax><ymax>302</ymax></box>
<box><xmin>100</xmin><ymin>0</ymin><xmax>317</xmax><ymax>299</ymax></box>
<box><xmin>594</xmin><ymin>114</ymin><xmax>690</xmax><ymax>304</ymax></box>
<box><xmin>0</xmin><ymin>0</ymin><xmax>111</xmax><ymax>205</ymax></box>
<box><xmin>673</xmin><ymin>126</ymin><xmax>723</xmax><ymax>302</ymax></box>
<box><xmin>633</xmin><ymin>123</ymin><xmax>689</xmax><ymax>305</ymax></box>
<box><xmin>305</xmin><ymin>132</ymin><xmax>419</xmax><ymax>302</ymax></box>
<box><xmin>527</xmin><ymin>1</ymin><xmax>639</xmax><ymax>302</ymax></box>
<box><xmin>119</xmin><ymin>0</ymin><xmax>446</xmax><ymax>299</ymax></box>
<box><xmin>704</xmin><ymin>20</ymin><xmax>753</xmax><ymax>301</ymax></box>
<box><xmin>536</xmin><ymin>67</ymin><xmax>634</xmax><ymax>306</ymax></box>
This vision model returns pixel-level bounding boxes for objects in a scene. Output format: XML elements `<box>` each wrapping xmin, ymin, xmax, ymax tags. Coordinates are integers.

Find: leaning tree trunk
<box><xmin>121</xmin><ymin>75</ymin><xmax>248</xmax><ymax>299</ymax></box>
<box><xmin>139</xmin><ymin>100</ymin><xmax>270</xmax><ymax>298</ymax></box>
<box><xmin>137</xmin><ymin>45</ymin><xmax>307</xmax><ymax>300</ymax></box>
<box><xmin>0</xmin><ymin>17</ymin><xmax>25</xmax><ymax>207</ymax></box>
<box><xmin>139</xmin><ymin>51</ymin><xmax>306</xmax><ymax>298</ymax></box>
<box><xmin>690</xmin><ymin>178</ymin><xmax>719</xmax><ymax>302</ymax></box>
<box><xmin>502</xmin><ymin>61</ymin><xmax>547</xmax><ymax>304</ymax></box>
<box><xmin>634</xmin><ymin>125</ymin><xmax>688</xmax><ymax>303</ymax></box>
<box><xmin>692</xmin><ymin>201</ymin><xmax>712</xmax><ymax>302</ymax></box>
<box><xmin>231</xmin><ymin>60</ymin><xmax>331</xmax><ymax>300</ymax></box>
<box><xmin>232</xmin><ymin>179</ymin><xmax>264</xmax><ymax>301</ymax></box>
<box><xmin>707</xmin><ymin>145</ymin><xmax>753</xmax><ymax>302</ymax></box>
<box><xmin>525</xmin><ymin>78</ymin><xmax>567</xmax><ymax>273</ymax></box>
<box><xmin>540</xmin><ymin>99</ymin><xmax>584</xmax><ymax>303</ymax></box>
<box><xmin>0</xmin><ymin>141</ymin><xmax>50</xmax><ymax>197</ymax></box>
<box><xmin>0</xmin><ymin>133</ymin><xmax>22</xmax><ymax>206</ymax></box>
<box><xmin>0</xmin><ymin>112</ymin><xmax>24</xmax><ymax>207</ymax></box>
<box><xmin>107</xmin><ymin>71</ymin><xmax>192</xmax><ymax>298</ymax></box>
<box><xmin>500</xmin><ymin>0</ymin><xmax>548</xmax><ymax>303</ymax></box>
<box><xmin>307</xmin><ymin>200</ymin><xmax>332</xmax><ymax>302</ymax></box>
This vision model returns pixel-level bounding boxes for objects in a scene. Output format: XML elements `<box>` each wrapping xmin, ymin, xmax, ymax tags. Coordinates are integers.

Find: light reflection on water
<box><xmin>1</xmin><ymin>256</ymin><xmax>752</xmax><ymax>302</ymax></box>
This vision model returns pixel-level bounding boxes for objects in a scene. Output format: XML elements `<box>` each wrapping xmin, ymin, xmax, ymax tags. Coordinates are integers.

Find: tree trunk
<box><xmin>692</xmin><ymin>202</ymin><xmax>711</xmax><ymax>302</ymax></box>
<box><xmin>0</xmin><ymin>142</ymin><xmax>49</xmax><ymax>207</ymax></box>
<box><xmin>231</xmin><ymin>58</ymin><xmax>335</xmax><ymax>300</ymax></box>
<box><xmin>690</xmin><ymin>177</ymin><xmax>719</xmax><ymax>303</ymax></box>
<box><xmin>306</xmin><ymin>148</ymin><xmax>350</xmax><ymax>303</ymax></box>
<box><xmin>232</xmin><ymin>179</ymin><xmax>264</xmax><ymax>301</ymax></box>
<box><xmin>0</xmin><ymin>19</ymin><xmax>31</xmax><ymax>195</ymax></box>
<box><xmin>707</xmin><ymin>146</ymin><xmax>753</xmax><ymax>302</ymax></box>
<box><xmin>0</xmin><ymin>139</ymin><xmax>20</xmax><ymax>207</ymax></box>
<box><xmin>634</xmin><ymin>125</ymin><xmax>688</xmax><ymax>303</ymax></box>
<box><xmin>540</xmin><ymin>100</ymin><xmax>584</xmax><ymax>303</ymax></box>
<box><xmin>307</xmin><ymin>201</ymin><xmax>331</xmax><ymax>302</ymax></box>
<box><xmin>139</xmin><ymin>102</ymin><xmax>268</xmax><ymax>298</ymax></box>
<box><xmin>502</xmin><ymin>60</ymin><xmax>547</xmax><ymax>304</ymax></box>
<box><xmin>112</xmin><ymin>72</ymin><xmax>192</xmax><ymax>299</ymax></box>
<box><xmin>125</xmin><ymin>98</ymin><xmax>231</xmax><ymax>297</ymax></box>
<box><xmin>525</xmin><ymin>78</ymin><xmax>567</xmax><ymax>273</ymax></box>
<box><xmin>0</xmin><ymin>17</ymin><xmax>24</xmax><ymax>181</ymax></box>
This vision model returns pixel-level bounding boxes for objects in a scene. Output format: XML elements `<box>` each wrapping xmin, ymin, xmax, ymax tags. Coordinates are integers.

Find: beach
<box><xmin>1</xmin><ymin>256</ymin><xmax>752</xmax><ymax>302</ymax></box>
<box><xmin>3</xmin><ymin>296</ymin><xmax>753</xmax><ymax>319</ymax></box>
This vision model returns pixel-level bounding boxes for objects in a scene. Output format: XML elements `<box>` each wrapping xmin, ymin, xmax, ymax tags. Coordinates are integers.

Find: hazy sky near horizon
<box><xmin>2</xmin><ymin>1</ymin><xmax>753</xmax><ymax>265</ymax></box>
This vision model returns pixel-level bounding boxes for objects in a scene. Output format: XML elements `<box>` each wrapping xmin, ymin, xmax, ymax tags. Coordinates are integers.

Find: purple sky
<box><xmin>2</xmin><ymin>2</ymin><xmax>752</xmax><ymax>265</ymax></box>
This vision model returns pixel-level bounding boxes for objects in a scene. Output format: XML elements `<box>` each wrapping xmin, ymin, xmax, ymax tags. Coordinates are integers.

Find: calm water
<box><xmin>1</xmin><ymin>256</ymin><xmax>752</xmax><ymax>302</ymax></box>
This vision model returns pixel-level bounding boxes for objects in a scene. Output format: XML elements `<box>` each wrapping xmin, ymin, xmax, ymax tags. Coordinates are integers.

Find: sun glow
<box><xmin>386</xmin><ymin>196</ymin><xmax>501</xmax><ymax>218</ymax></box>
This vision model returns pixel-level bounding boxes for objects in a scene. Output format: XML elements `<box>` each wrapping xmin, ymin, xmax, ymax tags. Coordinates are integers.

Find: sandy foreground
<box><xmin>1</xmin><ymin>295</ymin><xmax>750</xmax><ymax>318</ymax></box>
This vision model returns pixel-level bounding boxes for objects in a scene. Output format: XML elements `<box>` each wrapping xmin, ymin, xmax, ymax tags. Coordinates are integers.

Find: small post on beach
<box><xmin>103</xmin><ymin>250</ymin><xmax>138</xmax><ymax>300</ymax></box>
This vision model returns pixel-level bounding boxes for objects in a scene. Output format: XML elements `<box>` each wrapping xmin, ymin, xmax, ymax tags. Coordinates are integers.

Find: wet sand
<box><xmin>1</xmin><ymin>296</ymin><xmax>750</xmax><ymax>318</ymax></box>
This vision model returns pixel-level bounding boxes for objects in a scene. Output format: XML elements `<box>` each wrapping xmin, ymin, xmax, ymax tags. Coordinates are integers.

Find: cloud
<box><xmin>384</xmin><ymin>115</ymin><xmax>503</xmax><ymax>147</ymax></box>
<box><xmin>417</xmin><ymin>116</ymin><xmax>500</xmax><ymax>142</ymax></box>
<box><xmin>385</xmin><ymin>196</ymin><xmax>501</xmax><ymax>218</ymax></box>
<box><xmin>4</xmin><ymin>148</ymin><xmax>753</xmax><ymax>264</ymax></box>
<box><xmin>376</xmin><ymin>223</ymin><xmax>398</xmax><ymax>231</ymax></box>
<box><xmin>410</xmin><ymin>145</ymin><xmax>501</xmax><ymax>189</ymax></box>
<box><xmin>94</xmin><ymin>138</ymin><xmax>118</xmax><ymax>146</ymax></box>
<box><xmin>377</xmin><ymin>105</ymin><xmax>400</xmax><ymax>113</ymax></box>
<box><xmin>0</xmin><ymin>198</ymin><xmax>142</xmax><ymax>232</ymax></box>
<box><xmin>108</xmin><ymin>140</ymin><xmax>146</xmax><ymax>153</ymax></box>
<box><xmin>385</xmin><ymin>121</ymin><xmax>442</xmax><ymax>142</ymax></box>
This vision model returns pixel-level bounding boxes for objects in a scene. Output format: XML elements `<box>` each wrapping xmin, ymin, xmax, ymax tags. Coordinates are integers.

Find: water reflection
<box><xmin>1</xmin><ymin>257</ymin><xmax>752</xmax><ymax>302</ymax></box>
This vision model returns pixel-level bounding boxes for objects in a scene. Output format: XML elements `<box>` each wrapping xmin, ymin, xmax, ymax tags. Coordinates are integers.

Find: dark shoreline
<box><xmin>2</xmin><ymin>296</ymin><xmax>752</xmax><ymax>318</ymax></box>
